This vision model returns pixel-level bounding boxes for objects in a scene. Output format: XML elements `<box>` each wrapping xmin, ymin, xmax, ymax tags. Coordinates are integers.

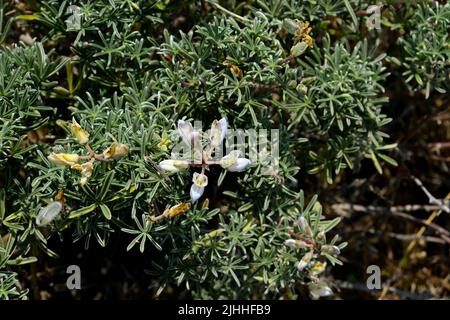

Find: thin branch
<box><xmin>205</xmin><ymin>0</ymin><xmax>250</xmax><ymax>23</ymax></box>
<box><xmin>334</xmin><ymin>280</ymin><xmax>436</xmax><ymax>300</ymax></box>
<box><xmin>411</xmin><ymin>175</ymin><xmax>450</xmax><ymax>213</ymax></box>
<box><xmin>332</xmin><ymin>203</ymin><xmax>450</xmax><ymax>245</ymax></box>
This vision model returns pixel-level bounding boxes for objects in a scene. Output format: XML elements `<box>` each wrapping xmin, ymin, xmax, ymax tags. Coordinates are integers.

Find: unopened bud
<box><xmin>70</xmin><ymin>117</ymin><xmax>89</xmax><ymax>144</ymax></box>
<box><xmin>48</xmin><ymin>153</ymin><xmax>79</xmax><ymax>166</ymax></box>
<box><xmin>321</xmin><ymin>245</ymin><xmax>341</xmax><ymax>256</ymax></box>
<box><xmin>103</xmin><ymin>142</ymin><xmax>129</xmax><ymax>160</ymax></box>
<box><xmin>297</xmin><ymin>216</ymin><xmax>313</xmax><ymax>237</ymax></box>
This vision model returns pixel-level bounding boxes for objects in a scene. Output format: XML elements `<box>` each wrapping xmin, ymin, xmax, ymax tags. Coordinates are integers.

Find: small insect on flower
<box><xmin>36</xmin><ymin>201</ymin><xmax>63</xmax><ymax>227</ymax></box>
<box><xmin>102</xmin><ymin>142</ymin><xmax>129</xmax><ymax>160</ymax></box>
<box><xmin>69</xmin><ymin>117</ymin><xmax>89</xmax><ymax>145</ymax></box>
<box><xmin>308</xmin><ymin>282</ymin><xmax>333</xmax><ymax>299</ymax></box>
<box><xmin>48</xmin><ymin>153</ymin><xmax>80</xmax><ymax>166</ymax></box>
<box><xmin>190</xmin><ymin>172</ymin><xmax>208</xmax><ymax>203</ymax></box>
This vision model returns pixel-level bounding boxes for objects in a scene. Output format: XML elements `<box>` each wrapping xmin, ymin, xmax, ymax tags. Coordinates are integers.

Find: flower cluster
<box><xmin>284</xmin><ymin>214</ymin><xmax>343</xmax><ymax>299</ymax></box>
<box><xmin>47</xmin><ymin>118</ymin><xmax>128</xmax><ymax>186</ymax></box>
<box><xmin>158</xmin><ymin>118</ymin><xmax>252</xmax><ymax>203</ymax></box>
<box><xmin>283</xmin><ymin>19</ymin><xmax>314</xmax><ymax>57</ymax></box>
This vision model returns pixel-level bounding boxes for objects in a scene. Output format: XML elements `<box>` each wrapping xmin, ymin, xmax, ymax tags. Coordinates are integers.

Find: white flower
<box><xmin>36</xmin><ymin>201</ymin><xmax>63</xmax><ymax>227</ymax></box>
<box><xmin>192</xmin><ymin>172</ymin><xmax>208</xmax><ymax>187</ymax></box>
<box><xmin>297</xmin><ymin>251</ymin><xmax>313</xmax><ymax>271</ymax></box>
<box><xmin>178</xmin><ymin>120</ymin><xmax>198</xmax><ymax>147</ymax></box>
<box><xmin>190</xmin><ymin>173</ymin><xmax>208</xmax><ymax>203</ymax></box>
<box><xmin>308</xmin><ymin>282</ymin><xmax>333</xmax><ymax>299</ymax></box>
<box><xmin>321</xmin><ymin>245</ymin><xmax>341</xmax><ymax>256</ymax></box>
<box><xmin>284</xmin><ymin>239</ymin><xmax>312</xmax><ymax>249</ymax></box>
<box><xmin>158</xmin><ymin>159</ymin><xmax>189</xmax><ymax>173</ymax></box>
<box><xmin>220</xmin><ymin>151</ymin><xmax>251</xmax><ymax>172</ymax></box>
<box><xmin>209</xmin><ymin>118</ymin><xmax>227</xmax><ymax>147</ymax></box>
<box><xmin>190</xmin><ymin>184</ymin><xmax>205</xmax><ymax>203</ymax></box>
<box><xmin>284</xmin><ymin>239</ymin><xmax>297</xmax><ymax>248</ymax></box>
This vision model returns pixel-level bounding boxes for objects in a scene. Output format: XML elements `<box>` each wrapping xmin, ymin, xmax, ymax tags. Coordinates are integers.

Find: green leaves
<box><xmin>68</xmin><ymin>204</ymin><xmax>97</xmax><ymax>219</ymax></box>
<box><xmin>397</xmin><ymin>2</ymin><xmax>450</xmax><ymax>98</ymax></box>
<box><xmin>0</xmin><ymin>0</ymin><xmax>412</xmax><ymax>300</ymax></box>
<box><xmin>99</xmin><ymin>204</ymin><xmax>112</xmax><ymax>220</ymax></box>
<box><xmin>122</xmin><ymin>214</ymin><xmax>162</xmax><ymax>252</ymax></box>
<box><xmin>97</xmin><ymin>171</ymin><xmax>115</xmax><ymax>202</ymax></box>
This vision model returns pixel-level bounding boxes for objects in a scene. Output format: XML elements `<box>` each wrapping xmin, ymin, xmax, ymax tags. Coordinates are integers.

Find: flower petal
<box><xmin>178</xmin><ymin>120</ymin><xmax>194</xmax><ymax>146</ymax></box>
<box><xmin>190</xmin><ymin>184</ymin><xmax>205</xmax><ymax>203</ymax></box>
<box><xmin>227</xmin><ymin>158</ymin><xmax>251</xmax><ymax>172</ymax></box>
<box><xmin>70</xmin><ymin>117</ymin><xmax>89</xmax><ymax>145</ymax></box>
<box><xmin>192</xmin><ymin>172</ymin><xmax>208</xmax><ymax>187</ymax></box>
<box><xmin>210</xmin><ymin>118</ymin><xmax>228</xmax><ymax>147</ymax></box>
<box><xmin>308</xmin><ymin>282</ymin><xmax>333</xmax><ymax>299</ymax></box>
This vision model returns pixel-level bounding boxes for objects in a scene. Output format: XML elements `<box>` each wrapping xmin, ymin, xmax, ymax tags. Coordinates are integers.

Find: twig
<box><xmin>334</xmin><ymin>280</ymin><xmax>435</xmax><ymax>300</ymax></box>
<box><xmin>345</xmin><ymin>229</ymin><xmax>446</xmax><ymax>245</ymax></box>
<box><xmin>332</xmin><ymin>203</ymin><xmax>450</xmax><ymax>244</ymax></box>
<box><xmin>205</xmin><ymin>0</ymin><xmax>250</xmax><ymax>23</ymax></box>
<box><xmin>411</xmin><ymin>175</ymin><xmax>450</xmax><ymax>213</ymax></box>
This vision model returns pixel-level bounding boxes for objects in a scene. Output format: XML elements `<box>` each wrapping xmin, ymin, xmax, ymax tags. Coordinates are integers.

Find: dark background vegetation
<box><xmin>2</xmin><ymin>0</ymin><xmax>449</xmax><ymax>299</ymax></box>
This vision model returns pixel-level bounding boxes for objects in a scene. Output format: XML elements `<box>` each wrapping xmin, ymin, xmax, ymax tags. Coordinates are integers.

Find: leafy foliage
<box><xmin>0</xmin><ymin>0</ymin><xmax>447</xmax><ymax>300</ymax></box>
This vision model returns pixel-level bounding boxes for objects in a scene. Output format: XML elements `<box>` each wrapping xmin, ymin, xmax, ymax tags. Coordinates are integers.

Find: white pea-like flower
<box><xmin>158</xmin><ymin>160</ymin><xmax>190</xmax><ymax>173</ymax></box>
<box><xmin>308</xmin><ymin>282</ymin><xmax>333</xmax><ymax>299</ymax></box>
<box><xmin>297</xmin><ymin>251</ymin><xmax>313</xmax><ymax>271</ymax></box>
<box><xmin>36</xmin><ymin>201</ymin><xmax>63</xmax><ymax>227</ymax></box>
<box><xmin>190</xmin><ymin>172</ymin><xmax>208</xmax><ymax>203</ymax></box>
<box><xmin>209</xmin><ymin>118</ymin><xmax>227</xmax><ymax>147</ymax></box>
<box><xmin>220</xmin><ymin>151</ymin><xmax>251</xmax><ymax>172</ymax></box>
<box><xmin>178</xmin><ymin>120</ymin><xmax>198</xmax><ymax>147</ymax></box>
<box><xmin>284</xmin><ymin>239</ymin><xmax>313</xmax><ymax>249</ymax></box>
<box><xmin>284</xmin><ymin>239</ymin><xmax>297</xmax><ymax>248</ymax></box>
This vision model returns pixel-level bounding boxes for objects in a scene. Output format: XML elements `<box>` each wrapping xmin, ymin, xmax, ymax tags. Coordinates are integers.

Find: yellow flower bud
<box><xmin>102</xmin><ymin>142</ymin><xmax>129</xmax><ymax>160</ymax></box>
<box><xmin>70</xmin><ymin>118</ymin><xmax>90</xmax><ymax>145</ymax></box>
<box><xmin>48</xmin><ymin>153</ymin><xmax>80</xmax><ymax>166</ymax></box>
<box><xmin>165</xmin><ymin>202</ymin><xmax>191</xmax><ymax>219</ymax></box>
<box><xmin>70</xmin><ymin>163</ymin><xmax>82</xmax><ymax>171</ymax></box>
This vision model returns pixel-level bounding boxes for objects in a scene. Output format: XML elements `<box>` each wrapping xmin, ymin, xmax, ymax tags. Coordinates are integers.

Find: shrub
<box><xmin>0</xmin><ymin>0</ymin><xmax>447</xmax><ymax>300</ymax></box>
